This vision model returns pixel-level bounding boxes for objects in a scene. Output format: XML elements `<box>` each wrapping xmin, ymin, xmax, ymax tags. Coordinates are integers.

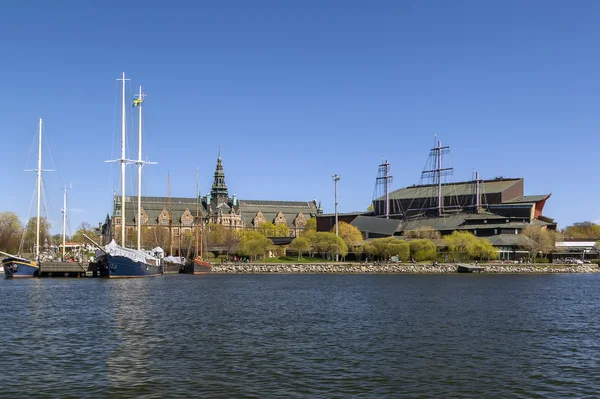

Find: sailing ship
<box><xmin>184</xmin><ymin>168</ymin><xmax>212</xmax><ymax>274</ymax></box>
<box><xmin>94</xmin><ymin>73</ymin><xmax>162</xmax><ymax>278</ymax></box>
<box><xmin>1</xmin><ymin>118</ymin><xmax>48</xmax><ymax>278</ymax></box>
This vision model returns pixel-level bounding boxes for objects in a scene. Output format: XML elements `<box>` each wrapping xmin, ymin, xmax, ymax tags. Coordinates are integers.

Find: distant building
<box><xmin>317</xmin><ymin>143</ymin><xmax>557</xmax><ymax>261</ymax></box>
<box><xmin>104</xmin><ymin>153</ymin><xmax>322</xmax><ymax>251</ymax></box>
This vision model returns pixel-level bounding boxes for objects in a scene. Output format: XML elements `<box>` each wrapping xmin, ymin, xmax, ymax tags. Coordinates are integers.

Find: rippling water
<box><xmin>1</xmin><ymin>274</ymin><xmax>599</xmax><ymax>398</ymax></box>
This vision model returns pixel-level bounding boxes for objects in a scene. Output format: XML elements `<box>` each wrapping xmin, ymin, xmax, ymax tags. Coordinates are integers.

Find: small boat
<box><xmin>98</xmin><ymin>73</ymin><xmax>159</xmax><ymax>278</ymax></box>
<box><xmin>2</xmin><ymin>118</ymin><xmax>47</xmax><ymax>278</ymax></box>
<box><xmin>163</xmin><ymin>255</ymin><xmax>185</xmax><ymax>274</ymax></box>
<box><xmin>183</xmin><ymin>168</ymin><xmax>212</xmax><ymax>275</ymax></box>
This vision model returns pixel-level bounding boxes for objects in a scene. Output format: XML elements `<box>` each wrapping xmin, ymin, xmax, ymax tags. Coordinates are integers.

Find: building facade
<box><xmin>105</xmin><ymin>153</ymin><xmax>322</xmax><ymax>252</ymax></box>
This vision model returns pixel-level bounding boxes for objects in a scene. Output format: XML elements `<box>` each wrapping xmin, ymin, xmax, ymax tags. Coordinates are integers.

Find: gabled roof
<box><xmin>378</xmin><ymin>178</ymin><xmax>522</xmax><ymax>201</ymax></box>
<box><xmin>350</xmin><ymin>216</ymin><xmax>402</xmax><ymax>236</ymax></box>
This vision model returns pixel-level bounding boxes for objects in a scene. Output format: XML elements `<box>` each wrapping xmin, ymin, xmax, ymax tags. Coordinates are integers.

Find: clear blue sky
<box><xmin>1</xmin><ymin>0</ymin><xmax>598</xmax><ymax>234</ymax></box>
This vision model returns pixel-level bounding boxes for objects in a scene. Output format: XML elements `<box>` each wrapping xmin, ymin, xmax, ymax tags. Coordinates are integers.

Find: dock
<box><xmin>457</xmin><ymin>263</ymin><xmax>485</xmax><ymax>273</ymax></box>
<box><xmin>39</xmin><ymin>262</ymin><xmax>88</xmax><ymax>277</ymax></box>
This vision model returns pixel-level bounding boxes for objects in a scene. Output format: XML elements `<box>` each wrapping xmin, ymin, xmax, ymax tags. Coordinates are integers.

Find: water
<box><xmin>1</xmin><ymin>274</ymin><xmax>599</xmax><ymax>398</ymax></box>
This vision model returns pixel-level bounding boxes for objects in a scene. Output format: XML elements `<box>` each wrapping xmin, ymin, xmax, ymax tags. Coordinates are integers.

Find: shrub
<box><xmin>535</xmin><ymin>257</ymin><xmax>549</xmax><ymax>263</ymax></box>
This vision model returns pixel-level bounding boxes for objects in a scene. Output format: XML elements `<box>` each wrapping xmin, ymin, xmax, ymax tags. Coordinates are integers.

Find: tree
<box><xmin>472</xmin><ymin>238</ymin><xmax>499</xmax><ymax>260</ymax></box>
<box><xmin>403</xmin><ymin>226</ymin><xmax>441</xmax><ymax>240</ymax></box>
<box><xmin>238</xmin><ymin>230</ymin><xmax>274</xmax><ymax>260</ymax></box>
<box><xmin>141</xmin><ymin>226</ymin><xmax>170</xmax><ymax>252</ymax></box>
<box><xmin>444</xmin><ymin>231</ymin><xmax>478</xmax><ymax>261</ymax></box>
<box><xmin>0</xmin><ymin>211</ymin><xmax>23</xmax><ymax>254</ymax></box>
<box><xmin>72</xmin><ymin>222</ymin><xmax>96</xmax><ymax>243</ymax></box>
<box><xmin>331</xmin><ymin>222</ymin><xmax>363</xmax><ymax>256</ymax></box>
<box><xmin>289</xmin><ymin>237</ymin><xmax>311</xmax><ymax>260</ymax></box>
<box><xmin>361</xmin><ymin>237</ymin><xmax>409</xmax><ymax>262</ymax></box>
<box><xmin>223</xmin><ymin>228</ymin><xmax>241</xmax><ymax>258</ymax></box>
<box><xmin>521</xmin><ymin>226</ymin><xmax>557</xmax><ymax>259</ymax></box>
<box><xmin>311</xmin><ymin>232</ymin><xmax>348</xmax><ymax>260</ymax></box>
<box><xmin>258</xmin><ymin>222</ymin><xmax>290</xmax><ymax>238</ymax></box>
<box><xmin>206</xmin><ymin>223</ymin><xmax>227</xmax><ymax>247</ymax></box>
<box><xmin>22</xmin><ymin>217</ymin><xmax>51</xmax><ymax>254</ymax></box>
<box><xmin>563</xmin><ymin>222</ymin><xmax>600</xmax><ymax>239</ymax></box>
<box><xmin>302</xmin><ymin>218</ymin><xmax>317</xmax><ymax>236</ymax></box>
<box><xmin>408</xmin><ymin>239</ymin><xmax>437</xmax><ymax>261</ymax></box>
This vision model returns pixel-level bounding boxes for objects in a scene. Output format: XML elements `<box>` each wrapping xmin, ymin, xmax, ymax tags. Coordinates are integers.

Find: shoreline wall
<box><xmin>212</xmin><ymin>263</ymin><xmax>600</xmax><ymax>274</ymax></box>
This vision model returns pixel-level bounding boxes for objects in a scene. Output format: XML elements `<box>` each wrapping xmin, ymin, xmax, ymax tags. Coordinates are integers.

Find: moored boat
<box><xmin>95</xmin><ymin>240</ymin><xmax>162</xmax><ymax>278</ymax></box>
<box><xmin>183</xmin><ymin>168</ymin><xmax>212</xmax><ymax>275</ymax></box>
<box><xmin>184</xmin><ymin>257</ymin><xmax>212</xmax><ymax>274</ymax></box>
<box><xmin>99</xmin><ymin>73</ymin><xmax>158</xmax><ymax>278</ymax></box>
<box><xmin>163</xmin><ymin>256</ymin><xmax>185</xmax><ymax>274</ymax></box>
<box><xmin>2</xmin><ymin>256</ymin><xmax>39</xmax><ymax>278</ymax></box>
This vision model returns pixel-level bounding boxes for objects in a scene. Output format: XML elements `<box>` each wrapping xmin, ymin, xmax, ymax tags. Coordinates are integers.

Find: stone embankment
<box><xmin>212</xmin><ymin>263</ymin><xmax>600</xmax><ymax>274</ymax></box>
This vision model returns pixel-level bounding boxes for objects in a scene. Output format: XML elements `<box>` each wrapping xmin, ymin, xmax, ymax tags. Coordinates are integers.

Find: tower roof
<box><xmin>211</xmin><ymin>150</ymin><xmax>228</xmax><ymax>200</ymax></box>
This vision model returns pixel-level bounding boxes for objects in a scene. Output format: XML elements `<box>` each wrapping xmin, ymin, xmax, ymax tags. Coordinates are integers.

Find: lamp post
<box><xmin>333</xmin><ymin>174</ymin><xmax>340</xmax><ymax>261</ymax></box>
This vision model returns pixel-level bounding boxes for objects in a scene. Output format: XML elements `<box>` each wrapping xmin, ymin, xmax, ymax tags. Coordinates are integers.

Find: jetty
<box><xmin>457</xmin><ymin>263</ymin><xmax>485</xmax><ymax>273</ymax></box>
<box><xmin>39</xmin><ymin>262</ymin><xmax>88</xmax><ymax>277</ymax></box>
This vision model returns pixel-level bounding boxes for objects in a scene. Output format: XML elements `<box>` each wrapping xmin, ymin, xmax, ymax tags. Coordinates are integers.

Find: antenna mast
<box><xmin>375</xmin><ymin>158</ymin><xmax>392</xmax><ymax>218</ymax></box>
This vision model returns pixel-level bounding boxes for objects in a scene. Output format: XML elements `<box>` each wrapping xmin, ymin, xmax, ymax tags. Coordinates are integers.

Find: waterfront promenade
<box><xmin>212</xmin><ymin>262</ymin><xmax>600</xmax><ymax>274</ymax></box>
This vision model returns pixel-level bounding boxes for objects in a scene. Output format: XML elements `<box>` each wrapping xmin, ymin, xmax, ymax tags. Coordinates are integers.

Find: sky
<box><xmin>0</xmin><ymin>0</ymin><xmax>599</xmax><ymax>234</ymax></box>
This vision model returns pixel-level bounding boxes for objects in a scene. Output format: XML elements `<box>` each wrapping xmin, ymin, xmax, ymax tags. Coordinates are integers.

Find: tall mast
<box><xmin>62</xmin><ymin>185</ymin><xmax>68</xmax><ymax>260</ymax></box>
<box><xmin>137</xmin><ymin>86</ymin><xmax>143</xmax><ymax>250</ymax></box>
<box><xmin>195</xmin><ymin>167</ymin><xmax>199</xmax><ymax>258</ymax></box>
<box><xmin>36</xmin><ymin>118</ymin><xmax>42</xmax><ymax>260</ymax></box>
<box><xmin>475</xmin><ymin>171</ymin><xmax>480</xmax><ymax>213</ymax></box>
<box><xmin>437</xmin><ymin>140</ymin><xmax>442</xmax><ymax>216</ymax></box>
<box><xmin>120</xmin><ymin>72</ymin><xmax>127</xmax><ymax>246</ymax></box>
<box><xmin>168</xmin><ymin>171</ymin><xmax>172</xmax><ymax>255</ymax></box>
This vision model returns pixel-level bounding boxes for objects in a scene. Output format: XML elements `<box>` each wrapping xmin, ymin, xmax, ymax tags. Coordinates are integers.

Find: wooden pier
<box><xmin>39</xmin><ymin>262</ymin><xmax>88</xmax><ymax>277</ymax></box>
<box><xmin>457</xmin><ymin>263</ymin><xmax>485</xmax><ymax>273</ymax></box>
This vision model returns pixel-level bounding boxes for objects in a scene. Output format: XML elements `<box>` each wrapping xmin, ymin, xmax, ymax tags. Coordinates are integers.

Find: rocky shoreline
<box><xmin>212</xmin><ymin>263</ymin><xmax>600</xmax><ymax>274</ymax></box>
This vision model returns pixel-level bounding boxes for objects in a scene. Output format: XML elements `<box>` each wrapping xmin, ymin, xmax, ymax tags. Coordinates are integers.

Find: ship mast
<box><xmin>35</xmin><ymin>118</ymin><xmax>42</xmax><ymax>260</ymax></box>
<box><xmin>62</xmin><ymin>185</ymin><xmax>69</xmax><ymax>260</ymax></box>
<box><xmin>168</xmin><ymin>171</ymin><xmax>172</xmax><ymax>255</ymax></box>
<box><xmin>195</xmin><ymin>167</ymin><xmax>199</xmax><ymax>258</ymax></box>
<box><xmin>119</xmin><ymin>73</ymin><xmax>127</xmax><ymax>246</ymax></box>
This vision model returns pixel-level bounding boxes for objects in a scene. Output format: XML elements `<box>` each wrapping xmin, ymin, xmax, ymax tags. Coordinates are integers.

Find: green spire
<box><xmin>211</xmin><ymin>149</ymin><xmax>228</xmax><ymax>202</ymax></box>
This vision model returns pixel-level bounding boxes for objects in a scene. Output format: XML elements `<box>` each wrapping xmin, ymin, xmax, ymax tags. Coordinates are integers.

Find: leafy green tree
<box><xmin>23</xmin><ymin>217</ymin><xmax>51</xmax><ymax>254</ymax></box>
<box><xmin>408</xmin><ymin>239</ymin><xmax>437</xmax><ymax>261</ymax></box>
<box><xmin>0</xmin><ymin>211</ymin><xmax>23</xmax><ymax>254</ymax></box>
<box><xmin>238</xmin><ymin>230</ymin><xmax>274</xmax><ymax>260</ymax></box>
<box><xmin>472</xmin><ymin>238</ymin><xmax>499</xmax><ymax>260</ymax></box>
<box><xmin>362</xmin><ymin>237</ymin><xmax>410</xmax><ymax>261</ymax></box>
<box><xmin>331</xmin><ymin>222</ymin><xmax>363</xmax><ymax>255</ymax></box>
<box><xmin>444</xmin><ymin>231</ymin><xmax>478</xmax><ymax>261</ymax></box>
<box><xmin>302</xmin><ymin>218</ymin><xmax>317</xmax><ymax>236</ymax></box>
<box><xmin>310</xmin><ymin>232</ymin><xmax>348</xmax><ymax>260</ymax></box>
<box><xmin>258</xmin><ymin>221</ymin><xmax>290</xmax><ymax>237</ymax></box>
<box><xmin>289</xmin><ymin>236</ymin><xmax>311</xmax><ymax>260</ymax></box>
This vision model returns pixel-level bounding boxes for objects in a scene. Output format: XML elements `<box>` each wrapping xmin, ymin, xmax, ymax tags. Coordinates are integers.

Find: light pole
<box><xmin>333</xmin><ymin>174</ymin><xmax>340</xmax><ymax>261</ymax></box>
